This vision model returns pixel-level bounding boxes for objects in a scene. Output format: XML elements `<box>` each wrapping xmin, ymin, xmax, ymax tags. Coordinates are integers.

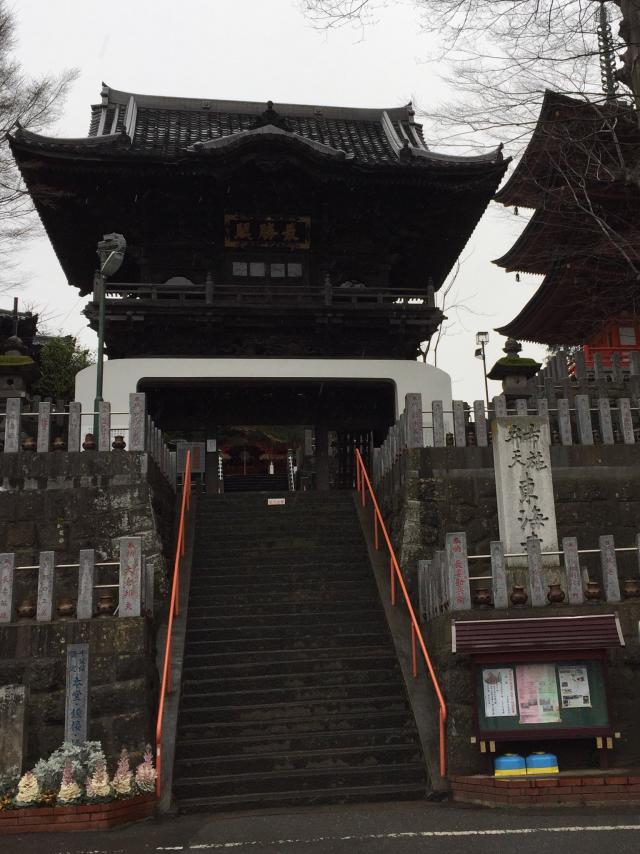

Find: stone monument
<box><xmin>64</xmin><ymin>644</ymin><xmax>89</xmax><ymax>745</ymax></box>
<box><xmin>0</xmin><ymin>684</ymin><xmax>28</xmax><ymax>775</ymax></box>
<box><xmin>492</xmin><ymin>415</ymin><xmax>559</xmax><ymax>568</ymax></box>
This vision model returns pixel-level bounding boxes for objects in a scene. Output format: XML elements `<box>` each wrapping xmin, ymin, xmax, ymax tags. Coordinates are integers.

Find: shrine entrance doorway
<box><xmin>138</xmin><ymin>377</ymin><xmax>395</xmax><ymax>491</ymax></box>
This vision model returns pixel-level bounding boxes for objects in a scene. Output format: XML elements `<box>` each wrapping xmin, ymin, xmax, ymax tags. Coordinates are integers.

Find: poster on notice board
<box><xmin>516</xmin><ymin>663</ymin><xmax>561</xmax><ymax>724</ymax></box>
<box><xmin>482</xmin><ymin>667</ymin><xmax>518</xmax><ymax>718</ymax></box>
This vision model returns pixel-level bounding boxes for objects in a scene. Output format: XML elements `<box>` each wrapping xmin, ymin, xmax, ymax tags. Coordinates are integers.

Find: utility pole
<box><xmin>475</xmin><ymin>331</ymin><xmax>490</xmax><ymax>408</ymax></box>
<box><xmin>93</xmin><ymin>233</ymin><xmax>126</xmax><ymax>437</ymax></box>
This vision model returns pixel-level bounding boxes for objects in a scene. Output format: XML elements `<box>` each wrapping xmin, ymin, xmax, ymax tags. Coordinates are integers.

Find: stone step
<box><xmin>180</xmin><ymin>679</ymin><xmax>406</xmax><ymax>709</ymax></box>
<box><xmin>181</xmin><ymin>649</ymin><xmax>399</xmax><ymax>680</ymax></box>
<box><xmin>173</xmin><ymin>762</ymin><xmax>427</xmax><ymax>801</ymax></box>
<box><xmin>174</xmin><ymin>726</ymin><xmax>416</xmax><ymax>760</ymax></box>
<box><xmin>181</xmin><ymin>664</ymin><xmax>400</xmax><ymax>694</ymax></box>
<box><xmin>176</xmin><ymin>781</ymin><xmax>426</xmax><ymax>814</ymax></box>
<box><xmin>184</xmin><ymin>617</ymin><xmax>387</xmax><ymax>639</ymax></box>
<box><xmin>176</xmin><ymin>708</ymin><xmax>419</xmax><ymax>742</ymax></box>
<box><xmin>177</xmin><ymin>695</ymin><xmax>411</xmax><ymax>726</ymax></box>
<box><xmin>174</xmin><ymin>743</ymin><xmax>423</xmax><ymax>777</ymax></box>
<box><xmin>185</xmin><ymin>602</ymin><xmax>382</xmax><ymax>620</ymax></box>
<box><xmin>182</xmin><ymin>632</ymin><xmax>387</xmax><ymax>655</ymax></box>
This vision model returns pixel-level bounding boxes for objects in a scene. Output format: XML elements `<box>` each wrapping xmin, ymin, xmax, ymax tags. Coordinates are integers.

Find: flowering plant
<box><xmin>86</xmin><ymin>759</ymin><xmax>112</xmax><ymax>801</ymax></box>
<box><xmin>57</xmin><ymin>759</ymin><xmax>81</xmax><ymax>805</ymax></box>
<box><xmin>111</xmin><ymin>748</ymin><xmax>133</xmax><ymax>797</ymax></box>
<box><xmin>134</xmin><ymin>745</ymin><xmax>157</xmax><ymax>794</ymax></box>
<box><xmin>14</xmin><ymin>771</ymin><xmax>41</xmax><ymax>807</ymax></box>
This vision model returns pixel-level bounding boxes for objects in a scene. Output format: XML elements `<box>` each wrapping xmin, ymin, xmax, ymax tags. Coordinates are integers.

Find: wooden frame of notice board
<box><xmin>472</xmin><ymin>650</ymin><xmax>613</xmax><ymax>743</ymax></box>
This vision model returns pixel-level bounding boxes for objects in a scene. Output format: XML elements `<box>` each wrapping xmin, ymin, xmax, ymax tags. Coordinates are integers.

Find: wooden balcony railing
<box><xmin>100</xmin><ymin>281</ymin><xmax>435</xmax><ymax>310</ymax></box>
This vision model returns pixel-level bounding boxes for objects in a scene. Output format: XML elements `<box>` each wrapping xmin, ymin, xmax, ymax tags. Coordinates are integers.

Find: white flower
<box><xmin>15</xmin><ymin>771</ymin><xmax>41</xmax><ymax>805</ymax></box>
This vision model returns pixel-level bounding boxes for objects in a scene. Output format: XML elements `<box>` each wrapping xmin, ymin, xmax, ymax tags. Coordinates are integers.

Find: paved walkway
<box><xmin>5</xmin><ymin>800</ymin><xmax>640</xmax><ymax>854</ymax></box>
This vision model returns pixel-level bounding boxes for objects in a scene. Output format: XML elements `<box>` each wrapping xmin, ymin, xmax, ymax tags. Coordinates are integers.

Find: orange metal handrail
<box><xmin>355</xmin><ymin>448</ymin><xmax>448</xmax><ymax>778</ymax></box>
<box><xmin>155</xmin><ymin>450</ymin><xmax>192</xmax><ymax>797</ymax></box>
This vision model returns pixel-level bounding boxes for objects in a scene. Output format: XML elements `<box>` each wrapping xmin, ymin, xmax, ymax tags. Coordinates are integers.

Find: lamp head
<box><xmin>97</xmin><ymin>233</ymin><xmax>126</xmax><ymax>278</ymax></box>
<box><xmin>476</xmin><ymin>331</ymin><xmax>490</xmax><ymax>345</ymax></box>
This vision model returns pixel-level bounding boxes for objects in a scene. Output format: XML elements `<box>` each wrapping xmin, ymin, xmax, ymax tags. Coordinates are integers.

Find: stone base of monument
<box><xmin>0</xmin><ymin>794</ymin><xmax>155</xmax><ymax>835</ymax></box>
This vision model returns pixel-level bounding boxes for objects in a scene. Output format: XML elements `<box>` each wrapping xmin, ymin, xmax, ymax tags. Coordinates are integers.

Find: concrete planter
<box><xmin>0</xmin><ymin>793</ymin><xmax>155</xmax><ymax>835</ymax></box>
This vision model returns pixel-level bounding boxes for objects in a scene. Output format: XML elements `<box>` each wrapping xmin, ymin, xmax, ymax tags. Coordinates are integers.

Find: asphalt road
<box><xmin>5</xmin><ymin>800</ymin><xmax>640</xmax><ymax>854</ymax></box>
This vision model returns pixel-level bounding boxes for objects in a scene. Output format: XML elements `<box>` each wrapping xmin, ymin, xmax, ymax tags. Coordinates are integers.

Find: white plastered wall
<box><xmin>75</xmin><ymin>357</ymin><xmax>452</xmax><ymax>434</ymax></box>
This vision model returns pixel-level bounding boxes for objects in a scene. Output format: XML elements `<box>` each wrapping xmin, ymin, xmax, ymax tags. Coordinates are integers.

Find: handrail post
<box><xmin>411</xmin><ymin>623</ymin><xmax>417</xmax><ymax>678</ymax></box>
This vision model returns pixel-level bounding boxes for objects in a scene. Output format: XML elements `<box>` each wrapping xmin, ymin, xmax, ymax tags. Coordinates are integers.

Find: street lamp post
<box><xmin>475</xmin><ymin>331</ymin><xmax>490</xmax><ymax>408</ymax></box>
<box><xmin>93</xmin><ymin>233</ymin><xmax>126</xmax><ymax>436</ymax></box>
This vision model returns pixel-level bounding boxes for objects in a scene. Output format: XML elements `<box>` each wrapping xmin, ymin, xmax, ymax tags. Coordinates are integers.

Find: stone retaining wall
<box><xmin>0</xmin><ymin>618</ymin><xmax>156</xmax><ymax>769</ymax></box>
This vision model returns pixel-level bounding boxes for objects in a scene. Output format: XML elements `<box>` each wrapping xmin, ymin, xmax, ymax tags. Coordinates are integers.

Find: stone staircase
<box><xmin>172</xmin><ymin>491</ymin><xmax>427</xmax><ymax>812</ymax></box>
<box><xmin>223</xmin><ymin>474</ymin><xmax>288</xmax><ymax>492</ymax></box>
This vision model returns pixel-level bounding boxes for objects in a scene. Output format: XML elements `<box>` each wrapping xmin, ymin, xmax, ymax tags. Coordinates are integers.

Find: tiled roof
<box><xmin>74</xmin><ymin>85</ymin><xmax>503</xmax><ymax>167</ymax></box>
<box><xmin>453</xmin><ymin>614</ymin><xmax>624</xmax><ymax>653</ymax></box>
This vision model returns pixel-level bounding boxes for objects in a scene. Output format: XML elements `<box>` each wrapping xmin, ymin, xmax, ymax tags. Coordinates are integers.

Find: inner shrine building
<box><xmin>10</xmin><ymin>85</ymin><xmax>507</xmax><ymax>487</ymax></box>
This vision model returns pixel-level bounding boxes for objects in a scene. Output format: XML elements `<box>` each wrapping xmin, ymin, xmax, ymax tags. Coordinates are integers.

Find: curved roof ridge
<box><xmin>96</xmin><ymin>84</ymin><xmax>414</xmax><ymax>121</ymax></box>
<box><xmin>11</xmin><ymin>127</ymin><xmax>128</xmax><ymax>147</ymax></box>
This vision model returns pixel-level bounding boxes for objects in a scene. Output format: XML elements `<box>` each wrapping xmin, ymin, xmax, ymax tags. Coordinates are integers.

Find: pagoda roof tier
<box><xmin>494</xmin><ymin>202</ymin><xmax>640</xmax><ymax>274</ymax></box>
<box><xmin>495</xmin><ymin>90</ymin><xmax>640</xmax><ymax>210</ymax></box>
<box><xmin>12</xmin><ymin>84</ymin><xmax>505</xmax><ymax>168</ymax></box>
<box><xmin>496</xmin><ymin>261</ymin><xmax>639</xmax><ymax>345</ymax></box>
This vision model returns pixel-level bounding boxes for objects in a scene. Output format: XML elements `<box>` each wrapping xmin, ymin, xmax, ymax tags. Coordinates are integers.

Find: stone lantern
<box><xmin>487</xmin><ymin>337</ymin><xmax>541</xmax><ymax>403</ymax></box>
<box><xmin>0</xmin><ymin>335</ymin><xmax>38</xmax><ymax>404</ymax></box>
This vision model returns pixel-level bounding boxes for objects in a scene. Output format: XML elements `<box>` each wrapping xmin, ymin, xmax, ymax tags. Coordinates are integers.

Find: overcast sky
<box><xmin>9</xmin><ymin>0</ymin><xmax>547</xmax><ymax>405</ymax></box>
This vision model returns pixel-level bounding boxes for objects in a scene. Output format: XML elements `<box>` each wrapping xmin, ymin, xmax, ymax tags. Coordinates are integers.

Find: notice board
<box><xmin>476</xmin><ymin>658</ymin><xmax>609</xmax><ymax>736</ymax></box>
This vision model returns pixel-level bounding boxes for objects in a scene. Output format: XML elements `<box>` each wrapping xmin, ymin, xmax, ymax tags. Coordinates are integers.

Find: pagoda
<box><xmin>494</xmin><ymin>90</ymin><xmax>640</xmax><ymax>367</ymax></box>
<box><xmin>10</xmin><ymin>84</ymin><xmax>506</xmax><ymax>486</ymax></box>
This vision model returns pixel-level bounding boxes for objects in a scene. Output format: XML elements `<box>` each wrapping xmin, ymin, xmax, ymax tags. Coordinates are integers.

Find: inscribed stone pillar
<box><xmin>474</xmin><ymin>400</ymin><xmax>488</xmax><ymax>447</ymax></box>
<box><xmin>575</xmin><ymin>395</ymin><xmax>593</xmax><ymax>445</ymax></box>
<box><xmin>598</xmin><ymin>398</ymin><xmax>614</xmax><ymax>445</ymax></box>
<box><xmin>492</xmin><ymin>395</ymin><xmax>507</xmax><ymax>417</ymax></box>
<box><xmin>432</xmin><ymin>401</ymin><xmax>445</xmax><ymax>447</ymax></box>
<box><xmin>36</xmin><ymin>401</ymin><xmax>51</xmax><ymax>453</ymax></box>
<box><xmin>77</xmin><ymin>549</ymin><xmax>95</xmax><ymax>620</ymax></box>
<box><xmin>36</xmin><ymin>551</ymin><xmax>55</xmax><ymax>622</ymax></box>
<box><xmin>452</xmin><ymin>401</ymin><xmax>466</xmax><ymax>447</ymax></box>
<box><xmin>557</xmin><ymin>398</ymin><xmax>573</xmax><ymax>446</ymax></box>
<box><xmin>405</xmin><ymin>393</ymin><xmax>423</xmax><ymax>448</ymax></box>
<box><xmin>128</xmin><ymin>392</ymin><xmax>147</xmax><ymax>451</ymax></box>
<box><xmin>445</xmin><ymin>532</ymin><xmax>471</xmax><ymax>611</ymax></box>
<box><xmin>600</xmin><ymin>535</ymin><xmax>621</xmax><ymax>603</ymax></box>
<box><xmin>4</xmin><ymin>398</ymin><xmax>21</xmax><ymax>453</ymax></box>
<box><xmin>492</xmin><ymin>416</ymin><xmax>559</xmax><ymax>567</ymax></box>
<box><xmin>67</xmin><ymin>401</ymin><xmax>82</xmax><ymax>452</ymax></box>
<box><xmin>618</xmin><ymin>398</ymin><xmax>635</xmax><ymax>444</ymax></box>
<box><xmin>64</xmin><ymin>644</ymin><xmax>89</xmax><ymax>745</ymax></box>
<box><xmin>0</xmin><ymin>684</ymin><xmax>28</xmax><ymax>774</ymax></box>
<box><xmin>98</xmin><ymin>401</ymin><xmax>111</xmax><ymax>451</ymax></box>
<box><xmin>0</xmin><ymin>553</ymin><xmax>15</xmax><ymax>623</ymax></box>
<box><xmin>490</xmin><ymin>540</ymin><xmax>508</xmax><ymax>610</ymax></box>
<box><xmin>119</xmin><ymin>537</ymin><xmax>143</xmax><ymax>617</ymax></box>
<box><xmin>526</xmin><ymin>536</ymin><xmax>547</xmax><ymax>607</ymax></box>
<box><xmin>562</xmin><ymin>537</ymin><xmax>583</xmax><ymax>604</ymax></box>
